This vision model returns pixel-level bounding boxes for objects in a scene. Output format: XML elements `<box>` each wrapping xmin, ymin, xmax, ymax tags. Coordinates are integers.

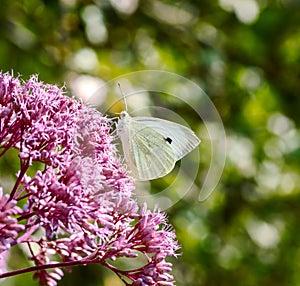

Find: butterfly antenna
<box><xmin>118</xmin><ymin>82</ymin><xmax>128</xmax><ymax>111</ymax></box>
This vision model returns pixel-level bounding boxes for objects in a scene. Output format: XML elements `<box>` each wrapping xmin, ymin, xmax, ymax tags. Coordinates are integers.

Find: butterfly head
<box><xmin>117</xmin><ymin>110</ymin><xmax>131</xmax><ymax>135</ymax></box>
<box><xmin>120</xmin><ymin>110</ymin><xmax>130</xmax><ymax>119</ymax></box>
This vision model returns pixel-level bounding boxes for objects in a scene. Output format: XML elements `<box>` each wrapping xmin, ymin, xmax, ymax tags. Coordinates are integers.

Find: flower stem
<box><xmin>9</xmin><ymin>159</ymin><xmax>29</xmax><ymax>200</ymax></box>
<box><xmin>0</xmin><ymin>257</ymin><xmax>98</xmax><ymax>279</ymax></box>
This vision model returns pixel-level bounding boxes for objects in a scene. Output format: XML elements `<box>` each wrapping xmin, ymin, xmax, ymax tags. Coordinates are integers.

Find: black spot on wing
<box><xmin>164</xmin><ymin>137</ymin><xmax>172</xmax><ymax>144</ymax></box>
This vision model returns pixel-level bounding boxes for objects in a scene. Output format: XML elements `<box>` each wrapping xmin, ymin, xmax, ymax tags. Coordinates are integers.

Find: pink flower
<box><xmin>0</xmin><ymin>187</ymin><xmax>25</xmax><ymax>253</ymax></box>
<box><xmin>0</xmin><ymin>72</ymin><xmax>179</xmax><ymax>286</ymax></box>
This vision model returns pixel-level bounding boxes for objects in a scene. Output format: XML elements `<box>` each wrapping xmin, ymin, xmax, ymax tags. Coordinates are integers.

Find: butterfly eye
<box><xmin>119</xmin><ymin>111</ymin><xmax>128</xmax><ymax>119</ymax></box>
<box><xmin>164</xmin><ymin>137</ymin><xmax>173</xmax><ymax>144</ymax></box>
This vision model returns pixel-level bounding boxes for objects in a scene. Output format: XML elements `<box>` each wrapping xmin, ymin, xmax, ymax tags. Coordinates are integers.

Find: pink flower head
<box><xmin>0</xmin><ymin>72</ymin><xmax>179</xmax><ymax>286</ymax></box>
<box><xmin>0</xmin><ymin>187</ymin><xmax>25</xmax><ymax>253</ymax></box>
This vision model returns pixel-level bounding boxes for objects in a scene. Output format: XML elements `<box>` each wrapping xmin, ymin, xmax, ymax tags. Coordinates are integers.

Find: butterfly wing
<box><xmin>117</xmin><ymin>112</ymin><xmax>177</xmax><ymax>180</ymax></box>
<box><xmin>134</xmin><ymin>116</ymin><xmax>200</xmax><ymax>160</ymax></box>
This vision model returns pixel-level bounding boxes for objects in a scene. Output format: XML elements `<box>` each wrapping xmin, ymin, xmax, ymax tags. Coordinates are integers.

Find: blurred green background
<box><xmin>1</xmin><ymin>0</ymin><xmax>300</xmax><ymax>285</ymax></box>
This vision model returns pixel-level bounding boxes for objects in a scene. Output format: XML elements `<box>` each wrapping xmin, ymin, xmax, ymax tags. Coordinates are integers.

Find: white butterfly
<box><xmin>117</xmin><ymin>109</ymin><xmax>200</xmax><ymax>181</ymax></box>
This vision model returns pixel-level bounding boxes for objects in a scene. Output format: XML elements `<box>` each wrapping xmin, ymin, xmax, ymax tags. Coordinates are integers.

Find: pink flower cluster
<box><xmin>0</xmin><ymin>72</ymin><xmax>179</xmax><ymax>285</ymax></box>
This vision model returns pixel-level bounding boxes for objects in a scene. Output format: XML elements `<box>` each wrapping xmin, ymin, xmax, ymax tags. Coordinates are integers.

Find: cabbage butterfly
<box><xmin>117</xmin><ymin>86</ymin><xmax>200</xmax><ymax>180</ymax></box>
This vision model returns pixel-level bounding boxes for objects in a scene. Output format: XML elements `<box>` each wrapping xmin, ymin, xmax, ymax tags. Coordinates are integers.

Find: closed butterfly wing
<box><xmin>117</xmin><ymin>111</ymin><xmax>200</xmax><ymax>180</ymax></box>
<box><xmin>117</xmin><ymin>111</ymin><xmax>177</xmax><ymax>180</ymax></box>
<box><xmin>134</xmin><ymin>116</ymin><xmax>200</xmax><ymax>160</ymax></box>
